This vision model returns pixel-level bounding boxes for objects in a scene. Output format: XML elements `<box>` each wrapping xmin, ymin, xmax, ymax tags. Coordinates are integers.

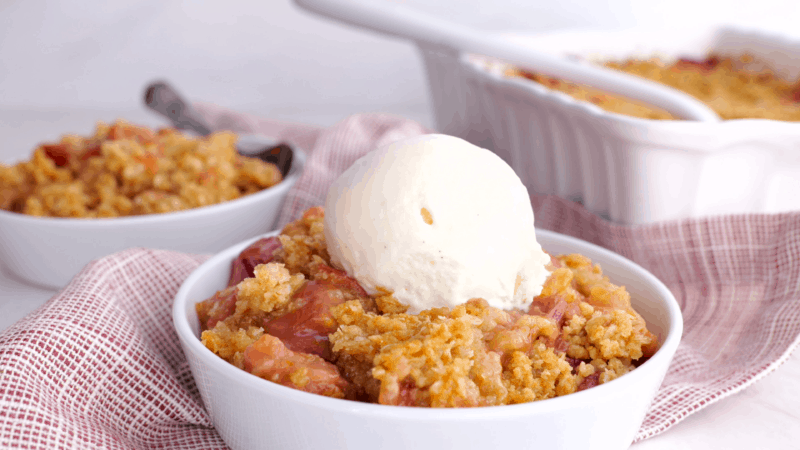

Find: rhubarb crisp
<box><xmin>197</xmin><ymin>207</ymin><xmax>659</xmax><ymax>406</ymax></box>
<box><xmin>508</xmin><ymin>54</ymin><xmax>800</xmax><ymax>121</ymax></box>
<box><xmin>0</xmin><ymin>120</ymin><xmax>283</xmax><ymax>218</ymax></box>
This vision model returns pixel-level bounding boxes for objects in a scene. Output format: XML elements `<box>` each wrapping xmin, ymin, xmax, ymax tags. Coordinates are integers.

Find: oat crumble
<box><xmin>508</xmin><ymin>54</ymin><xmax>800</xmax><ymax>121</ymax></box>
<box><xmin>197</xmin><ymin>207</ymin><xmax>659</xmax><ymax>406</ymax></box>
<box><xmin>0</xmin><ymin>120</ymin><xmax>283</xmax><ymax>218</ymax></box>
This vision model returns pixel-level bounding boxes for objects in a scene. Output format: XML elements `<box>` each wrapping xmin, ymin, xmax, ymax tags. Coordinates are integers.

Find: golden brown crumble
<box><xmin>0</xmin><ymin>120</ymin><xmax>283</xmax><ymax>218</ymax></box>
<box><xmin>235</xmin><ymin>263</ymin><xmax>306</xmax><ymax>319</ymax></box>
<box><xmin>201</xmin><ymin>321</ymin><xmax>264</xmax><ymax>369</ymax></box>
<box><xmin>200</xmin><ymin>262</ymin><xmax>304</xmax><ymax>366</ymax></box>
<box><xmin>508</xmin><ymin>54</ymin><xmax>800</xmax><ymax>121</ymax></box>
<box><xmin>330</xmin><ymin>299</ymin><xmax>579</xmax><ymax>406</ymax></box>
<box><xmin>275</xmin><ymin>206</ymin><xmax>330</xmax><ymax>276</ymax></box>
<box><xmin>198</xmin><ymin>207</ymin><xmax>659</xmax><ymax>406</ymax></box>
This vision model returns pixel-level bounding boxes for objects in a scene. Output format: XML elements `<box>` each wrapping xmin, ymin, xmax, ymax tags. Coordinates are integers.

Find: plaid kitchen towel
<box><xmin>1</xmin><ymin>105</ymin><xmax>799</xmax><ymax>448</ymax></box>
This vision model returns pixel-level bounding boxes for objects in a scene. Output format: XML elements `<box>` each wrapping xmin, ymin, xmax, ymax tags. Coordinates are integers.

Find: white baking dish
<box><xmin>419</xmin><ymin>26</ymin><xmax>800</xmax><ymax>223</ymax></box>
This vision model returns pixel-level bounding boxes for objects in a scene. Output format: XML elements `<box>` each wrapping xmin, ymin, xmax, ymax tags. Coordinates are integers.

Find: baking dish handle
<box><xmin>293</xmin><ymin>0</ymin><xmax>720</xmax><ymax>122</ymax></box>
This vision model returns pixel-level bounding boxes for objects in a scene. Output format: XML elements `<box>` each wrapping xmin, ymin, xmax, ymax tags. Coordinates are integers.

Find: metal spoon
<box><xmin>143</xmin><ymin>81</ymin><xmax>294</xmax><ymax>176</ymax></box>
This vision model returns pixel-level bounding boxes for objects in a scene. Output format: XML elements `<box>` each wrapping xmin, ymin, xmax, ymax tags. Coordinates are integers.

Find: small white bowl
<box><xmin>0</xmin><ymin>138</ymin><xmax>306</xmax><ymax>289</ymax></box>
<box><xmin>173</xmin><ymin>229</ymin><xmax>682</xmax><ymax>450</ymax></box>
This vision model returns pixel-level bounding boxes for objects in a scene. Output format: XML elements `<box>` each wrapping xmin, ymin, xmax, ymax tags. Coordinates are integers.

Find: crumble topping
<box><xmin>197</xmin><ymin>208</ymin><xmax>659</xmax><ymax>406</ymax></box>
<box><xmin>0</xmin><ymin>120</ymin><xmax>283</xmax><ymax>218</ymax></box>
<box><xmin>509</xmin><ymin>54</ymin><xmax>800</xmax><ymax>121</ymax></box>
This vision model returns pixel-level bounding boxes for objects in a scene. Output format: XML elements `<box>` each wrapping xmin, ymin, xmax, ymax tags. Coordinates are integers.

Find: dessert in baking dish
<box><xmin>196</xmin><ymin>135</ymin><xmax>659</xmax><ymax>407</ymax></box>
<box><xmin>509</xmin><ymin>55</ymin><xmax>800</xmax><ymax>121</ymax></box>
<box><xmin>0</xmin><ymin>120</ymin><xmax>282</xmax><ymax>218</ymax></box>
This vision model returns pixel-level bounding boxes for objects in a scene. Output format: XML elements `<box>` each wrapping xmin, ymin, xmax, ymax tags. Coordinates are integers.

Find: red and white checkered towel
<box><xmin>2</xmin><ymin>105</ymin><xmax>800</xmax><ymax>449</ymax></box>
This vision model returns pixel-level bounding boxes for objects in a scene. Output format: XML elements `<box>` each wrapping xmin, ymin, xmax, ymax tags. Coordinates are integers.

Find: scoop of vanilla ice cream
<box><xmin>323</xmin><ymin>134</ymin><xmax>550</xmax><ymax>313</ymax></box>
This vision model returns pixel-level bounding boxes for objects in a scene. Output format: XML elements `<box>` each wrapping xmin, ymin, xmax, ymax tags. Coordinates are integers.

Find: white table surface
<box><xmin>3</xmin><ymin>0</ymin><xmax>800</xmax><ymax>447</ymax></box>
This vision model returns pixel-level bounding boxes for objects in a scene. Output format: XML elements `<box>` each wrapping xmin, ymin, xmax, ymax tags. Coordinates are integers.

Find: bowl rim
<box><xmin>0</xmin><ymin>143</ymin><xmax>306</xmax><ymax>227</ymax></box>
<box><xmin>173</xmin><ymin>228</ymin><xmax>683</xmax><ymax>420</ymax></box>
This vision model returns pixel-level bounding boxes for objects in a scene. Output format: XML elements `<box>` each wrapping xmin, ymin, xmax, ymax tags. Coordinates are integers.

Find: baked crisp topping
<box><xmin>0</xmin><ymin>120</ymin><xmax>283</xmax><ymax>217</ymax></box>
<box><xmin>197</xmin><ymin>207</ymin><xmax>659</xmax><ymax>406</ymax></box>
<box><xmin>275</xmin><ymin>206</ymin><xmax>330</xmax><ymax>276</ymax></box>
<box><xmin>235</xmin><ymin>263</ymin><xmax>306</xmax><ymax>320</ymax></box>
<box><xmin>509</xmin><ymin>54</ymin><xmax>800</xmax><ymax>121</ymax></box>
<box><xmin>201</xmin><ymin>321</ymin><xmax>264</xmax><ymax>370</ymax></box>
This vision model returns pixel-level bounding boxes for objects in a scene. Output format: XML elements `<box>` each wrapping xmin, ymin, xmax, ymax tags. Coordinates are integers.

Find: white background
<box><xmin>1</xmin><ymin>0</ymin><xmax>797</xmax><ymax>157</ymax></box>
<box><xmin>2</xmin><ymin>0</ymin><xmax>800</xmax><ymax>449</ymax></box>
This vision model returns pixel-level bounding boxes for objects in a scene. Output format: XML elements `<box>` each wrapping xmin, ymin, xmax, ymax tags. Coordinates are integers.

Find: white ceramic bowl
<box><xmin>418</xmin><ymin>25</ymin><xmax>800</xmax><ymax>223</ymax></box>
<box><xmin>0</xmin><ymin>139</ymin><xmax>305</xmax><ymax>289</ymax></box>
<box><xmin>173</xmin><ymin>229</ymin><xmax>683</xmax><ymax>450</ymax></box>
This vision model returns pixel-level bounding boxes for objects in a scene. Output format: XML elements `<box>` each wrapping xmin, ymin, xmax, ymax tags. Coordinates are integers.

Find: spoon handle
<box><xmin>144</xmin><ymin>81</ymin><xmax>213</xmax><ymax>135</ymax></box>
